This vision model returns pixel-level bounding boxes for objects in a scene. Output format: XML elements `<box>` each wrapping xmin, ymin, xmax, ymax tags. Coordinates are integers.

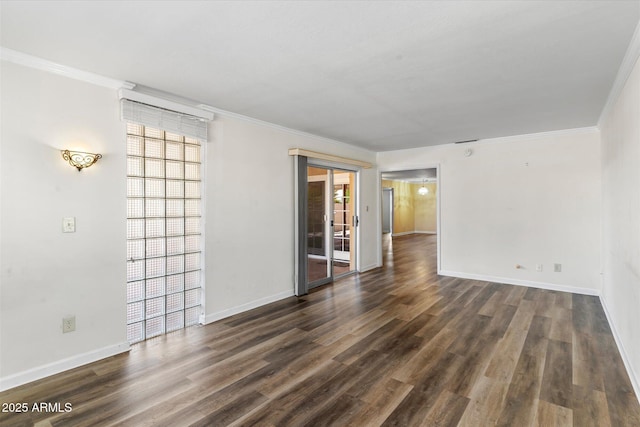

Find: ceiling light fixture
<box><xmin>418</xmin><ymin>179</ymin><xmax>429</xmax><ymax>196</ymax></box>
<box><xmin>61</xmin><ymin>150</ymin><xmax>102</xmax><ymax>171</ymax></box>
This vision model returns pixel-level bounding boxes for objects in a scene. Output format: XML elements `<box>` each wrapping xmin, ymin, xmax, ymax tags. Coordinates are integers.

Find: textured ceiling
<box><xmin>1</xmin><ymin>1</ymin><xmax>638</xmax><ymax>151</ymax></box>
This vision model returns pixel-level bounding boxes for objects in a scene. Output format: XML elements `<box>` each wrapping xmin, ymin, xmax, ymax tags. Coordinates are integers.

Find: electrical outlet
<box><xmin>62</xmin><ymin>316</ymin><xmax>76</xmax><ymax>333</ymax></box>
<box><xmin>554</xmin><ymin>263</ymin><xmax>562</xmax><ymax>273</ymax></box>
<box><xmin>62</xmin><ymin>217</ymin><xmax>76</xmax><ymax>233</ymax></box>
<box><xmin>536</xmin><ymin>264</ymin><xmax>543</xmax><ymax>272</ymax></box>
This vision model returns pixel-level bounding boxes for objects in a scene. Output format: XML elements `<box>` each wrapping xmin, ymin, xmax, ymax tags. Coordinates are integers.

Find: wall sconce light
<box><xmin>61</xmin><ymin>150</ymin><xmax>102</xmax><ymax>171</ymax></box>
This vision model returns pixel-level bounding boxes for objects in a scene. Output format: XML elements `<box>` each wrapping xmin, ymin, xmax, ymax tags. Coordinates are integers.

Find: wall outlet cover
<box><xmin>62</xmin><ymin>217</ymin><xmax>76</xmax><ymax>233</ymax></box>
<box><xmin>62</xmin><ymin>316</ymin><xmax>76</xmax><ymax>333</ymax></box>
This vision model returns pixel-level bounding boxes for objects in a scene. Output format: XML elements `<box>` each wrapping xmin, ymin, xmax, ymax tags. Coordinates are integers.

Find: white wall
<box><xmin>0</xmin><ymin>61</ymin><xmax>128</xmax><ymax>389</ymax></box>
<box><xmin>203</xmin><ymin>115</ymin><xmax>378</xmax><ymax>322</ymax></box>
<box><xmin>601</xmin><ymin>55</ymin><xmax>640</xmax><ymax>393</ymax></box>
<box><xmin>0</xmin><ymin>58</ymin><xmax>380</xmax><ymax>389</ymax></box>
<box><xmin>378</xmin><ymin>128</ymin><xmax>602</xmax><ymax>294</ymax></box>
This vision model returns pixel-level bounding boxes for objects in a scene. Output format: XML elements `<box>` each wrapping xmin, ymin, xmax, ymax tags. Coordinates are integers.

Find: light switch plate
<box><xmin>63</xmin><ymin>217</ymin><xmax>76</xmax><ymax>233</ymax></box>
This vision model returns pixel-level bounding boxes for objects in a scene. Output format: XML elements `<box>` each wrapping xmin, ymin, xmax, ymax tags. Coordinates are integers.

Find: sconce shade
<box><xmin>61</xmin><ymin>150</ymin><xmax>102</xmax><ymax>171</ymax></box>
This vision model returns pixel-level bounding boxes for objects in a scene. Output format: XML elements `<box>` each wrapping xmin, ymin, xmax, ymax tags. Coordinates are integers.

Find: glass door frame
<box><xmin>294</xmin><ymin>156</ymin><xmax>360</xmax><ymax>296</ymax></box>
<box><xmin>331</xmin><ymin>168</ymin><xmax>357</xmax><ymax>280</ymax></box>
<box><xmin>306</xmin><ymin>166</ymin><xmax>333</xmax><ymax>289</ymax></box>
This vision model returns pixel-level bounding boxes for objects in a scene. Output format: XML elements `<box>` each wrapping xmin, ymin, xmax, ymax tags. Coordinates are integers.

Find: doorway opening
<box><xmin>380</xmin><ymin>168</ymin><xmax>439</xmax><ymax>269</ymax></box>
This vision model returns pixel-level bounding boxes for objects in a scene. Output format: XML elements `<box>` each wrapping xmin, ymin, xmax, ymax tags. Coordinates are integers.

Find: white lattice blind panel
<box><xmin>126</xmin><ymin>123</ymin><xmax>202</xmax><ymax>343</ymax></box>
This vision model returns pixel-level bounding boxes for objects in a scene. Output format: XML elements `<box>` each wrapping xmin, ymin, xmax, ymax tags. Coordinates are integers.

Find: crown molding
<box><xmin>0</xmin><ymin>47</ymin><xmax>135</xmax><ymax>90</ymax></box>
<box><xmin>475</xmin><ymin>126</ymin><xmax>599</xmax><ymax>147</ymax></box>
<box><xmin>196</xmin><ymin>104</ymin><xmax>376</xmax><ymax>155</ymax></box>
<box><xmin>598</xmin><ymin>19</ymin><xmax>640</xmax><ymax>127</ymax></box>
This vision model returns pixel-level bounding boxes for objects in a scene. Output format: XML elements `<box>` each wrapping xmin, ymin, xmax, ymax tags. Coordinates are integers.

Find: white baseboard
<box><xmin>438</xmin><ymin>270</ymin><xmax>600</xmax><ymax>296</ymax></box>
<box><xmin>204</xmin><ymin>290</ymin><xmax>294</xmax><ymax>324</ymax></box>
<box><xmin>0</xmin><ymin>342</ymin><xmax>130</xmax><ymax>392</ymax></box>
<box><xmin>599</xmin><ymin>294</ymin><xmax>640</xmax><ymax>403</ymax></box>
<box><xmin>392</xmin><ymin>231</ymin><xmax>436</xmax><ymax>237</ymax></box>
<box><xmin>391</xmin><ymin>231</ymin><xmax>414</xmax><ymax>237</ymax></box>
<box><xmin>359</xmin><ymin>263</ymin><xmax>381</xmax><ymax>273</ymax></box>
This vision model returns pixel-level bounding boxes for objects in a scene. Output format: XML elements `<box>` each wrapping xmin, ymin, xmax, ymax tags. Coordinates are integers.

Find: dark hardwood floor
<box><xmin>1</xmin><ymin>234</ymin><xmax>639</xmax><ymax>426</ymax></box>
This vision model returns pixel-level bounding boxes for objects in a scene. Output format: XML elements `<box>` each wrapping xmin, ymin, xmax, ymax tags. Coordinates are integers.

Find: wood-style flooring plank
<box><xmin>534</xmin><ymin>400</ymin><xmax>573</xmax><ymax>426</ymax></box>
<box><xmin>457</xmin><ymin>376</ymin><xmax>510</xmax><ymax>427</ymax></box>
<box><xmin>345</xmin><ymin>378</ymin><xmax>413</xmax><ymax>426</ymax></box>
<box><xmin>420</xmin><ymin>390</ymin><xmax>469</xmax><ymax>427</ymax></box>
<box><xmin>1</xmin><ymin>234</ymin><xmax>639</xmax><ymax>427</ymax></box>
<box><xmin>540</xmin><ymin>339</ymin><xmax>573</xmax><ymax>409</ymax></box>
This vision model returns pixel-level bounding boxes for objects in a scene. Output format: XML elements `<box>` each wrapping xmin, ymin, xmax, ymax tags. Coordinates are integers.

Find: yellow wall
<box><xmin>413</xmin><ymin>182</ymin><xmax>437</xmax><ymax>232</ymax></box>
<box><xmin>382</xmin><ymin>180</ymin><xmax>437</xmax><ymax>234</ymax></box>
<box><xmin>382</xmin><ymin>180</ymin><xmax>413</xmax><ymax>233</ymax></box>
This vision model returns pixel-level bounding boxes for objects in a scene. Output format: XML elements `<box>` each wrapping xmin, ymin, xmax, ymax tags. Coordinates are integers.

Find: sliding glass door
<box><xmin>301</xmin><ymin>165</ymin><xmax>358</xmax><ymax>293</ymax></box>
